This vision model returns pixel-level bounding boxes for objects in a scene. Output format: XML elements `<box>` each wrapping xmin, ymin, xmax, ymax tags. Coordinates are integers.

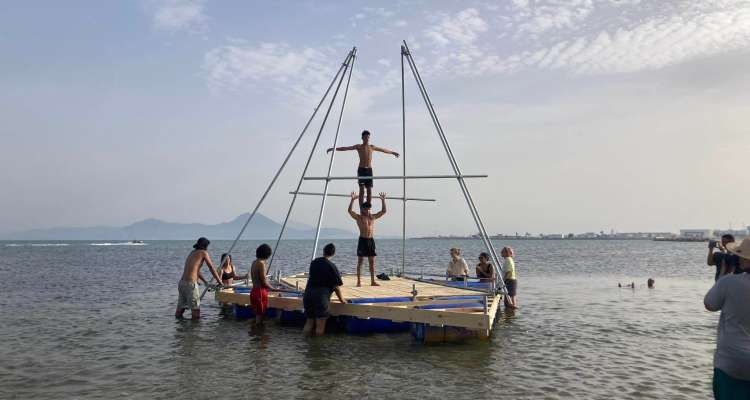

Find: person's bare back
<box><xmin>181</xmin><ymin>249</ymin><xmax>219</xmax><ymax>283</ymax></box>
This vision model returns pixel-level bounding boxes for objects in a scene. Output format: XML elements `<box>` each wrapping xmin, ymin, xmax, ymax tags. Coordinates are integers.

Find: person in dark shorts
<box><xmin>348</xmin><ymin>191</ymin><xmax>387</xmax><ymax>286</ymax></box>
<box><xmin>303</xmin><ymin>243</ymin><xmax>346</xmax><ymax>336</ymax></box>
<box><xmin>326</xmin><ymin>130</ymin><xmax>399</xmax><ymax>206</ymax></box>
<box><xmin>707</xmin><ymin>234</ymin><xmax>737</xmax><ymax>280</ymax></box>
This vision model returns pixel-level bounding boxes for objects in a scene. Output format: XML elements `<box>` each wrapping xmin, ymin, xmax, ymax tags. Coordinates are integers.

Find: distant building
<box><xmin>543</xmin><ymin>234</ymin><xmax>564</xmax><ymax>239</ymax></box>
<box><xmin>713</xmin><ymin>229</ymin><xmax>749</xmax><ymax>239</ymax></box>
<box><xmin>680</xmin><ymin>229</ymin><xmax>713</xmax><ymax>239</ymax></box>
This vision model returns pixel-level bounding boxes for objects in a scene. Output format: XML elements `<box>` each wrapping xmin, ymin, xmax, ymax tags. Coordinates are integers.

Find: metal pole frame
<box><xmin>400</xmin><ymin>45</ymin><xmax>407</xmax><ymax>277</ymax></box>
<box><xmin>402</xmin><ymin>40</ymin><xmax>507</xmax><ymax>295</ymax></box>
<box><xmin>267</xmin><ymin>47</ymin><xmax>356</xmax><ymax>275</ymax></box>
<box><xmin>311</xmin><ymin>47</ymin><xmax>357</xmax><ymax>260</ymax></box>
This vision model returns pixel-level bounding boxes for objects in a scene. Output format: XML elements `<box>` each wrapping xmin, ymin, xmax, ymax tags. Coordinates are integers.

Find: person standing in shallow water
<box><xmin>303</xmin><ymin>243</ymin><xmax>346</xmax><ymax>337</ymax></box>
<box><xmin>175</xmin><ymin>237</ymin><xmax>224</xmax><ymax>319</ymax></box>
<box><xmin>704</xmin><ymin>237</ymin><xmax>750</xmax><ymax>398</ymax></box>
<box><xmin>249</xmin><ymin>244</ymin><xmax>273</xmax><ymax>327</ymax></box>
<box><xmin>502</xmin><ymin>247</ymin><xmax>518</xmax><ymax>309</ymax></box>
<box><xmin>348</xmin><ymin>191</ymin><xmax>387</xmax><ymax>287</ymax></box>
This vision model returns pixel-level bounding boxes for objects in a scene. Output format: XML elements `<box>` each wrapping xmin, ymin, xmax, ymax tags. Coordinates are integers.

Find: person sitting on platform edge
<box><xmin>447</xmin><ymin>247</ymin><xmax>469</xmax><ymax>281</ymax></box>
<box><xmin>175</xmin><ymin>237</ymin><xmax>224</xmax><ymax>319</ymax></box>
<box><xmin>326</xmin><ymin>130</ymin><xmax>399</xmax><ymax>206</ymax></box>
<box><xmin>249</xmin><ymin>244</ymin><xmax>273</xmax><ymax>327</ymax></box>
<box><xmin>704</xmin><ymin>237</ymin><xmax>750</xmax><ymax>398</ymax></box>
<box><xmin>219</xmin><ymin>253</ymin><xmax>247</xmax><ymax>287</ymax></box>
<box><xmin>707</xmin><ymin>234</ymin><xmax>738</xmax><ymax>281</ymax></box>
<box><xmin>303</xmin><ymin>243</ymin><xmax>346</xmax><ymax>337</ymax></box>
<box><xmin>502</xmin><ymin>246</ymin><xmax>518</xmax><ymax>309</ymax></box>
<box><xmin>348</xmin><ymin>191</ymin><xmax>387</xmax><ymax>287</ymax></box>
<box><xmin>476</xmin><ymin>252</ymin><xmax>495</xmax><ymax>282</ymax></box>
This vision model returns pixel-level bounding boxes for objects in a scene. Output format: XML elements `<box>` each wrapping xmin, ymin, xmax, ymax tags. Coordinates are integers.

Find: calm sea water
<box><xmin>0</xmin><ymin>239</ymin><xmax>718</xmax><ymax>399</ymax></box>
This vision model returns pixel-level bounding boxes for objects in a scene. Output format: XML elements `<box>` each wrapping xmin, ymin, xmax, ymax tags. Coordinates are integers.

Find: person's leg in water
<box><xmin>191</xmin><ymin>309</ymin><xmax>200</xmax><ymax>319</ymax></box>
<box><xmin>175</xmin><ymin>307</ymin><xmax>185</xmax><ymax>318</ymax></box>
<box><xmin>368</xmin><ymin>256</ymin><xmax>379</xmax><ymax>286</ymax></box>
<box><xmin>303</xmin><ymin>319</ymin><xmax>315</xmax><ymax>336</ymax></box>
<box><xmin>356</xmin><ymin>256</ymin><xmax>364</xmax><ymax>287</ymax></box>
<box><xmin>254</xmin><ymin>313</ymin><xmax>263</xmax><ymax>326</ymax></box>
<box><xmin>315</xmin><ymin>318</ymin><xmax>327</xmax><ymax>336</ymax></box>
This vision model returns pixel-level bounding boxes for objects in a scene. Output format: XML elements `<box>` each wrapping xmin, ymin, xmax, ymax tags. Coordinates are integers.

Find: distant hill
<box><xmin>1</xmin><ymin>213</ymin><xmax>354</xmax><ymax>240</ymax></box>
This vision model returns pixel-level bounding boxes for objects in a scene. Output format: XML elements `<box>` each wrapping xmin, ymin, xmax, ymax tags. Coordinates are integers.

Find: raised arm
<box><xmin>326</xmin><ymin>144</ymin><xmax>358</xmax><ymax>153</ymax></box>
<box><xmin>348</xmin><ymin>192</ymin><xmax>359</xmax><ymax>219</ymax></box>
<box><xmin>371</xmin><ymin>145</ymin><xmax>399</xmax><ymax>158</ymax></box>
<box><xmin>372</xmin><ymin>192</ymin><xmax>387</xmax><ymax>219</ymax></box>
<box><xmin>202</xmin><ymin>252</ymin><xmax>224</xmax><ymax>284</ymax></box>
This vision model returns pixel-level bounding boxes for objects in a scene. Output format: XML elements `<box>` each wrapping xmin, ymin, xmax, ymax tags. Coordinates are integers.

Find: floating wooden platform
<box><xmin>215</xmin><ymin>274</ymin><xmax>502</xmax><ymax>340</ymax></box>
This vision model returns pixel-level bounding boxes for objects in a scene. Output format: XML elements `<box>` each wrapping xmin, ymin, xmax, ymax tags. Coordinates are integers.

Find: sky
<box><xmin>2</xmin><ymin>0</ymin><xmax>750</xmax><ymax>237</ymax></box>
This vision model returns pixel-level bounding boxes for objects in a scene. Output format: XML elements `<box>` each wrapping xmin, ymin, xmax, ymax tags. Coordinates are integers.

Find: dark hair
<box><xmin>193</xmin><ymin>237</ymin><xmax>210</xmax><ymax>250</ymax></box>
<box><xmin>479</xmin><ymin>252</ymin><xmax>490</xmax><ymax>260</ymax></box>
<box><xmin>361</xmin><ymin>130</ymin><xmax>371</xmax><ymax>137</ymax></box>
<box><xmin>362</xmin><ymin>201</ymin><xmax>372</xmax><ymax>209</ymax></box>
<box><xmin>722</xmin><ymin>234</ymin><xmax>736</xmax><ymax>242</ymax></box>
<box><xmin>256</xmin><ymin>243</ymin><xmax>272</xmax><ymax>259</ymax></box>
<box><xmin>221</xmin><ymin>253</ymin><xmax>231</xmax><ymax>265</ymax></box>
<box><xmin>323</xmin><ymin>243</ymin><xmax>336</xmax><ymax>257</ymax></box>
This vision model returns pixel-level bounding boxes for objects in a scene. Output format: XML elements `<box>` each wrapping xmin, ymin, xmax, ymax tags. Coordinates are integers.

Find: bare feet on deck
<box><xmin>356</xmin><ymin>280</ymin><xmax>362</xmax><ymax>287</ymax></box>
<box><xmin>371</xmin><ymin>281</ymin><xmax>380</xmax><ymax>286</ymax></box>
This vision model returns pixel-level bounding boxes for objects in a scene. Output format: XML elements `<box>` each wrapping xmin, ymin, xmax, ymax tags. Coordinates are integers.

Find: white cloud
<box><xmin>153</xmin><ymin>0</ymin><xmax>207</xmax><ymax>32</ymax></box>
<box><xmin>424</xmin><ymin>8</ymin><xmax>488</xmax><ymax>46</ymax></box>
<box><xmin>203</xmin><ymin>42</ymin><xmax>337</xmax><ymax>103</ymax></box>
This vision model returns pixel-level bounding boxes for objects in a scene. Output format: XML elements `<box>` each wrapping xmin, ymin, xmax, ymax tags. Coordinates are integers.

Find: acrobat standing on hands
<box><xmin>327</xmin><ymin>130</ymin><xmax>399</xmax><ymax>206</ymax></box>
<box><xmin>348</xmin><ymin>191</ymin><xmax>387</xmax><ymax>286</ymax></box>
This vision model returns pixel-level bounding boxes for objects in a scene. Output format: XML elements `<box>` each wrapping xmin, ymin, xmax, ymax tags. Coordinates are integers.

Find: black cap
<box><xmin>193</xmin><ymin>237</ymin><xmax>210</xmax><ymax>250</ymax></box>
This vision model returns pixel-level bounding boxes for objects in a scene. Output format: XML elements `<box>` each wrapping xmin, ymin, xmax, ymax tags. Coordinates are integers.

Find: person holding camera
<box><xmin>707</xmin><ymin>234</ymin><xmax>736</xmax><ymax>281</ymax></box>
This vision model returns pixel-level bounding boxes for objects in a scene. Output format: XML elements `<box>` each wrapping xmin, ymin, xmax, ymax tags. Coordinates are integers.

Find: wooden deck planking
<box><xmin>280</xmin><ymin>274</ymin><xmax>487</xmax><ymax>300</ymax></box>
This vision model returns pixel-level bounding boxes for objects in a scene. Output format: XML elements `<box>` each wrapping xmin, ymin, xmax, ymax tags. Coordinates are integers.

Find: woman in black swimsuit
<box><xmin>476</xmin><ymin>252</ymin><xmax>495</xmax><ymax>282</ymax></box>
<box><xmin>219</xmin><ymin>253</ymin><xmax>246</xmax><ymax>286</ymax></box>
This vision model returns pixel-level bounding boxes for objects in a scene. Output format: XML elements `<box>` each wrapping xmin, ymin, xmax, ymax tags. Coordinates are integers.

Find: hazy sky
<box><xmin>2</xmin><ymin>0</ymin><xmax>750</xmax><ymax>236</ymax></box>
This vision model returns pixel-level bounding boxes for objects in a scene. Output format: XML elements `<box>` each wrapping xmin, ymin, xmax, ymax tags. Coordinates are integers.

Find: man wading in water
<box><xmin>348</xmin><ymin>192</ymin><xmax>387</xmax><ymax>286</ymax></box>
<box><xmin>175</xmin><ymin>237</ymin><xmax>224</xmax><ymax>319</ymax></box>
<box><xmin>326</xmin><ymin>130</ymin><xmax>399</xmax><ymax>206</ymax></box>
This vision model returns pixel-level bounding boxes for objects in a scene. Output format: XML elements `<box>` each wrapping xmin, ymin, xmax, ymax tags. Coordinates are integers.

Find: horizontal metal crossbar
<box><xmin>289</xmin><ymin>191</ymin><xmax>436</xmax><ymax>202</ymax></box>
<box><xmin>302</xmin><ymin>174</ymin><xmax>488</xmax><ymax>181</ymax></box>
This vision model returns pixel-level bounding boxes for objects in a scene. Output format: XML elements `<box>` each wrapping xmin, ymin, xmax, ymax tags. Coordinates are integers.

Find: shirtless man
<box><xmin>327</xmin><ymin>130</ymin><xmax>399</xmax><ymax>206</ymax></box>
<box><xmin>348</xmin><ymin>191</ymin><xmax>387</xmax><ymax>286</ymax></box>
<box><xmin>175</xmin><ymin>237</ymin><xmax>224</xmax><ymax>319</ymax></box>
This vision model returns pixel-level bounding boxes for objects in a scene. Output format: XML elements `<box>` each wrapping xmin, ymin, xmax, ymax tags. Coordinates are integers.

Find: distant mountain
<box><xmin>1</xmin><ymin>213</ymin><xmax>354</xmax><ymax>240</ymax></box>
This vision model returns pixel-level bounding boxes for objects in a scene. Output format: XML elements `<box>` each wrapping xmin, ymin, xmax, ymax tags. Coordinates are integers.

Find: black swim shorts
<box><xmin>505</xmin><ymin>279</ymin><xmax>517</xmax><ymax>296</ymax></box>
<box><xmin>357</xmin><ymin>167</ymin><xmax>373</xmax><ymax>188</ymax></box>
<box><xmin>357</xmin><ymin>236</ymin><xmax>377</xmax><ymax>257</ymax></box>
<box><xmin>303</xmin><ymin>286</ymin><xmax>333</xmax><ymax>318</ymax></box>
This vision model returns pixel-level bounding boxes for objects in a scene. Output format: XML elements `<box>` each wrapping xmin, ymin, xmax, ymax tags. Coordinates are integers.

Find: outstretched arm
<box><xmin>348</xmin><ymin>192</ymin><xmax>359</xmax><ymax>219</ymax></box>
<box><xmin>372</xmin><ymin>145</ymin><xmax>399</xmax><ymax>158</ymax></box>
<box><xmin>202</xmin><ymin>252</ymin><xmax>224</xmax><ymax>285</ymax></box>
<box><xmin>372</xmin><ymin>192</ymin><xmax>387</xmax><ymax>219</ymax></box>
<box><xmin>327</xmin><ymin>145</ymin><xmax>358</xmax><ymax>153</ymax></box>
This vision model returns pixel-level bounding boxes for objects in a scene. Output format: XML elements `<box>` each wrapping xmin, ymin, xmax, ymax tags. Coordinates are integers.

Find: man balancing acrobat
<box><xmin>326</xmin><ymin>130</ymin><xmax>399</xmax><ymax>206</ymax></box>
<box><xmin>348</xmin><ymin>191</ymin><xmax>387</xmax><ymax>286</ymax></box>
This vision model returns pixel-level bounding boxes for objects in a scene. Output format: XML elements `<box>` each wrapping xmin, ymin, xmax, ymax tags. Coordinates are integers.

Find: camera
<box><xmin>709</xmin><ymin>240</ymin><xmax>718</xmax><ymax>249</ymax></box>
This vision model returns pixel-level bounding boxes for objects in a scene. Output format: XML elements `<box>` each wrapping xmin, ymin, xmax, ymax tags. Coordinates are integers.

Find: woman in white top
<box><xmin>446</xmin><ymin>247</ymin><xmax>469</xmax><ymax>281</ymax></box>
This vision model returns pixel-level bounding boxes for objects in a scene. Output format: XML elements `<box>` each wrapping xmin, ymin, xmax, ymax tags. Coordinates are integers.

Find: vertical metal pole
<box><xmin>402</xmin><ymin>41</ymin><xmax>506</xmax><ymax>295</ymax></box>
<box><xmin>311</xmin><ymin>48</ymin><xmax>357</xmax><ymax>260</ymax></box>
<box><xmin>267</xmin><ymin>48</ymin><xmax>355</xmax><ymax>274</ymax></box>
<box><xmin>400</xmin><ymin>45</ymin><xmax>407</xmax><ymax>277</ymax></box>
<box><xmin>220</xmin><ymin>50</ymin><xmax>351</xmax><ymax>260</ymax></box>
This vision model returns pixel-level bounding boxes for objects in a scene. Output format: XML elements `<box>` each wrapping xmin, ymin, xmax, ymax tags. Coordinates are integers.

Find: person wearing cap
<box><xmin>175</xmin><ymin>237</ymin><xmax>224</xmax><ymax>319</ymax></box>
<box><xmin>704</xmin><ymin>237</ymin><xmax>750</xmax><ymax>397</ymax></box>
<box><xmin>707</xmin><ymin>234</ymin><xmax>737</xmax><ymax>281</ymax></box>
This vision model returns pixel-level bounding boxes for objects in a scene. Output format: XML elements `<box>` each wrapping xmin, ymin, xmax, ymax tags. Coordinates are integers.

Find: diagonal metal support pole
<box><xmin>402</xmin><ymin>40</ymin><xmax>507</xmax><ymax>295</ymax></box>
<box><xmin>267</xmin><ymin>47</ymin><xmax>356</xmax><ymax>275</ymax></box>
<box><xmin>311</xmin><ymin>47</ymin><xmax>357</xmax><ymax>260</ymax></box>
